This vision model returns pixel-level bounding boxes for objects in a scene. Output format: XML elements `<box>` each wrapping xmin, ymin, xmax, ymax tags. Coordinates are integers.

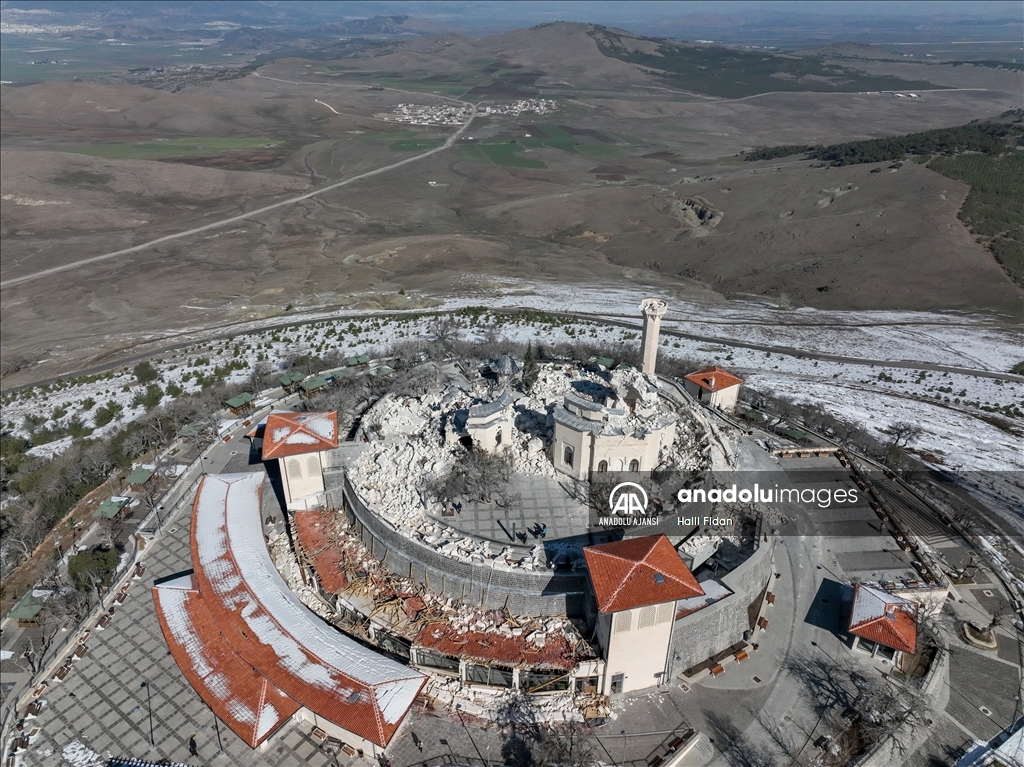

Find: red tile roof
<box><xmin>293</xmin><ymin>510</ymin><xmax>349</xmax><ymax>594</ymax></box>
<box><xmin>261</xmin><ymin>412</ymin><xmax>339</xmax><ymax>459</ymax></box>
<box><xmin>182</xmin><ymin>473</ymin><xmax>424</xmax><ymax>748</ymax></box>
<box><xmin>848</xmin><ymin>583</ymin><xmax>918</xmax><ymax>654</ymax></box>
<box><xmin>415</xmin><ymin>622</ymin><xmax>579</xmax><ymax>670</ymax></box>
<box><xmin>583</xmin><ymin>535</ymin><xmax>704</xmax><ymax>613</ymax></box>
<box><xmin>152</xmin><ymin>575</ymin><xmax>299</xmax><ymax>747</ymax></box>
<box><xmin>684</xmin><ymin>366</ymin><xmax>744</xmax><ymax>393</ymax></box>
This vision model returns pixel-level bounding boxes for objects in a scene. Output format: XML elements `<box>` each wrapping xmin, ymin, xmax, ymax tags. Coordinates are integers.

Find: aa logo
<box><xmin>608</xmin><ymin>482</ymin><xmax>649</xmax><ymax>516</ymax></box>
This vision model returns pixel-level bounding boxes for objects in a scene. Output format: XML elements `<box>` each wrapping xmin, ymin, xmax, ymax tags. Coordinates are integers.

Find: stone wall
<box><xmin>668</xmin><ymin>537</ymin><xmax>777</xmax><ymax>674</ymax></box>
<box><xmin>331</xmin><ymin>478</ymin><xmax>590</xmax><ymax>616</ymax></box>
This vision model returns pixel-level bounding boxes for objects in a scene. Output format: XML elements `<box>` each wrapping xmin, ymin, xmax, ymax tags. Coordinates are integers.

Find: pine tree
<box><xmin>522</xmin><ymin>343</ymin><xmax>539</xmax><ymax>393</ymax></box>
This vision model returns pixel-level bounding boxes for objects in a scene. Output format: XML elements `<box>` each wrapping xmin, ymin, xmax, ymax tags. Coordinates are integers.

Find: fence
<box><xmin>334</xmin><ymin>477</ymin><xmax>590</xmax><ymax>617</ymax></box>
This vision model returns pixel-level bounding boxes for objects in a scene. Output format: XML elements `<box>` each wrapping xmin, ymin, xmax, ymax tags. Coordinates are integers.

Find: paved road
<box><xmin>4</xmin><ymin>304</ymin><xmax>1020</xmax><ymax>397</ymax></box>
<box><xmin>0</xmin><ymin>103</ymin><xmax>477</xmax><ymax>289</ymax></box>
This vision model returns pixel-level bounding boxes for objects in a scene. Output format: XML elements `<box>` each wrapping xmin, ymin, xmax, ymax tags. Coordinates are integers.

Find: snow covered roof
<box><xmin>261</xmin><ymin>411</ymin><xmax>339</xmax><ymax>459</ymax></box>
<box><xmin>684</xmin><ymin>366</ymin><xmax>744</xmax><ymax>393</ymax></box>
<box><xmin>184</xmin><ymin>472</ymin><xmax>425</xmax><ymax>747</ymax></box>
<box><xmin>153</xmin><ymin>574</ymin><xmax>300</xmax><ymax>747</ymax></box>
<box><xmin>490</xmin><ymin>354</ymin><xmax>520</xmax><ymax>376</ymax></box>
<box><xmin>583</xmin><ymin>535</ymin><xmax>704</xmax><ymax>613</ymax></box>
<box><xmin>848</xmin><ymin>583</ymin><xmax>918</xmax><ymax>654</ymax></box>
<box><xmin>674</xmin><ymin>579</ymin><xmax>732</xmax><ymax>618</ymax></box>
<box><xmin>553</xmin><ymin>406</ymin><xmax>602</xmax><ymax>434</ymax></box>
<box><xmin>468</xmin><ymin>391</ymin><xmax>514</xmax><ymax>420</ymax></box>
<box><xmin>563</xmin><ymin>391</ymin><xmax>605</xmax><ymax>413</ymax></box>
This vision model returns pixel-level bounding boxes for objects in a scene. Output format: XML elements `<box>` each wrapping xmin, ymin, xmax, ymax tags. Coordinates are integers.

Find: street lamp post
<box><xmin>620</xmin><ymin>729</ymin><xmax>628</xmax><ymax>767</ymax></box>
<box><xmin>140</xmin><ymin>680</ymin><xmax>154</xmax><ymax>746</ymax></box>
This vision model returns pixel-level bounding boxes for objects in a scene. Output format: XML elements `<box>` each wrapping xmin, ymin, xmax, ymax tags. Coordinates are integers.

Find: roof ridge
<box><xmin>598</xmin><ymin>557</ymin><xmax>644</xmax><ymax>611</ymax></box>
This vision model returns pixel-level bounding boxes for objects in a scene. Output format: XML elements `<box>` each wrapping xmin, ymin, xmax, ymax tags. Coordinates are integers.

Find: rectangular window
<box><xmin>656</xmin><ymin>602</ymin><xmax>674</xmax><ymax>624</ymax></box>
<box><xmin>465</xmin><ymin>664</ymin><xmax>490</xmax><ymax>684</ymax></box>
<box><xmin>854</xmin><ymin>638</ymin><xmax>876</xmax><ymax>655</ymax></box>
<box><xmin>614</xmin><ymin>611</ymin><xmax>632</xmax><ymax>633</ymax></box>
<box><xmin>465</xmin><ymin>663</ymin><xmax>515</xmax><ymax>688</ymax></box>
<box><xmin>489</xmin><ymin>665</ymin><xmax>515</xmax><ymax>688</ymax></box>
<box><xmin>610</xmin><ymin>673</ymin><xmax>624</xmax><ymax>694</ymax></box>
<box><xmin>574</xmin><ymin>676</ymin><xmax>599</xmax><ymax>694</ymax></box>
<box><xmin>638</xmin><ymin>605</ymin><xmax>657</xmax><ymax>629</ymax></box>
<box><xmin>522</xmin><ymin>670</ymin><xmax>569</xmax><ymax>693</ymax></box>
<box><xmin>416</xmin><ymin>648</ymin><xmax>460</xmax><ymax>673</ymax></box>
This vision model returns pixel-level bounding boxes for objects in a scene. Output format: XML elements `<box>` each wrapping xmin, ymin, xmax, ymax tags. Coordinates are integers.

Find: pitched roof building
<box><xmin>683</xmin><ymin>366</ymin><xmax>744</xmax><ymax>393</ymax></box>
<box><xmin>584</xmin><ymin>535</ymin><xmax>704</xmax><ymax>696</ymax></box>
<box><xmin>682</xmin><ymin>366</ymin><xmax>743</xmax><ymax>412</ymax></box>
<box><xmin>584</xmin><ymin>535</ymin><xmax>704</xmax><ymax>613</ymax></box>
<box><xmin>848</xmin><ymin>583</ymin><xmax>918</xmax><ymax>655</ymax></box>
<box><xmin>261</xmin><ymin>411</ymin><xmax>339</xmax><ymax>459</ymax></box>
<box><xmin>153</xmin><ymin>473</ymin><xmax>425</xmax><ymax>750</ymax></box>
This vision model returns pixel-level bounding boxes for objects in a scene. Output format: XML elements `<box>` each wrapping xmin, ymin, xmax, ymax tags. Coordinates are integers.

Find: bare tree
<box><xmin>21</xmin><ymin>588</ymin><xmax>94</xmax><ymax>676</ymax></box>
<box><xmin>428</xmin><ymin>314</ymin><xmax>461</xmax><ymax>345</ymax></box>
<box><xmin>883</xmin><ymin>421</ymin><xmax>924</xmax><ymax>450</ymax></box>
<box><xmin>426</xmin><ymin>448</ymin><xmax>512</xmax><ymax>506</ymax></box>
<box><xmin>855</xmin><ymin>677</ymin><xmax>931</xmax><ymax>759</ymax></box>
<box><xmin>533</xmin><ymin>721</ymin><xmax>598</xmax><ymax>767</ymax></box>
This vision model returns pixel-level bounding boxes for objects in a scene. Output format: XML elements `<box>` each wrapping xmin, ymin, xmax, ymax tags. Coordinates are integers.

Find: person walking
<box><xmin>188</xmin><ymin>736</ymin><xmax>199</xmax><ymax>757</ymax></box>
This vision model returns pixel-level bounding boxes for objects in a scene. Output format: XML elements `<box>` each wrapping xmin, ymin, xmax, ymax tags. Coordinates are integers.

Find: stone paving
<box><xmin>17</xmin><ymin>424</ymin><xmax>374</xmax><ymax>767</ymax></box>
<box><xmin>427</xmin><ymin>475</ymin><xmax>591</xmax><ymax>553</ymax></box>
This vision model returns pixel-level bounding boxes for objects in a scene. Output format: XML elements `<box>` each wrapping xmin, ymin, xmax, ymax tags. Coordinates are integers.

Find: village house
<box><xmin>682</xmin><ymin>366</ymin><xmax>743</xmax><ymax>412</ymax></box>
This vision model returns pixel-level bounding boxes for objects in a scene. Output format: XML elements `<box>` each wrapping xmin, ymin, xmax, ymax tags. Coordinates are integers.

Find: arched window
<box><xmin>287</xmin><ymin>459</ymin><xmax>302</xmax><ymax>479</ymax></box>
<box><xmin>597</xmin><ymin>460</ymin><xmax>608</xmax><ymax>473</ymax></box>
<box><xmin>563</xmin><ymin>444</ymin><xmax>574</xmax><ymax>468</ymax></box>
<box><xmin>629</xmin><ymin>459</ymin><xmax>640</xmax><ymax>472</ymax></box>
<box><xmin>495</xmin><ymin>429</ymin><xmax>502</xmax><ymax>446</ymax></box>
<box><xmin>307</xmin><ymin>456</ymin><xmax>319</xmax><ymax>477</ymax></box>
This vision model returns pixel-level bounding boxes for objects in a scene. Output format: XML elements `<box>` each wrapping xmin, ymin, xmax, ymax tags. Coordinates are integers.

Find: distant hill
<box><xmin>586</xmin><ymin>25</ymin><xmax>949</xmax><ymax>98</ymax></box>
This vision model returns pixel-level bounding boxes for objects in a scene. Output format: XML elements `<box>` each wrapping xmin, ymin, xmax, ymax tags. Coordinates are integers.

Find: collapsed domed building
<box><xmin>155</xmin><ymin>299</ymin><xmax>777</xmax><ymax>750</ymax></box>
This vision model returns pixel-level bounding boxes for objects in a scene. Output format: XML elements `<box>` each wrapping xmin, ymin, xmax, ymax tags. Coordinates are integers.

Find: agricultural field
<box><xmin>64</xmin><ymin>136</ymin><xmax>285</xmax><ymax>161</ymax></box>
<box><xmin>458</xmin><ymin>124</ymin><xmax>642</xmax><ymax>168</ymax></box>
<box><xmin>389</xmin><ymin>137</ymin><xmax>446</xmax><ymax>151</ymax></box>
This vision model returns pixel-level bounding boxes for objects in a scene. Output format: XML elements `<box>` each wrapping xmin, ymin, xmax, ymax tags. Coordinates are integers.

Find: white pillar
<box><xmin>639</xmin><ymin>298</ymin><xmax>668</xmax><ymax>375</ymax></box>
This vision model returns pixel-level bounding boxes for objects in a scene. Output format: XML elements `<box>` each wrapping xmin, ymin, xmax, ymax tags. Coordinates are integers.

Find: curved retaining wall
<box><xmin>330</xmin><ymin>478</ymin><xmax>589</xmax><ymax>616</ymax></box>
<box><xmin>668</xmin><ymin>537</ymin><xmax>777</xmax><ymax>674</ymax></box>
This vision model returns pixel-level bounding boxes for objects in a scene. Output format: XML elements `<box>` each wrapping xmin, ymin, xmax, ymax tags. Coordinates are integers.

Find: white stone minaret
<box><xmin>639</xmin><ymin>298</ymin><xmax>668</xmax><ymax>375</ymax></box>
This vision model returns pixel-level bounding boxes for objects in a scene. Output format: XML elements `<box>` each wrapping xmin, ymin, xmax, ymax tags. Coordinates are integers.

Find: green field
<box><xmin>361</xmin><ymin>129</ymin><xmax>445</xmax><ymax>144</ymax></box>
<box><xmin>65</xmin><ymin>136</ymin><xmax>283</xmax><ymax>160</ymax></box>
<box><xmin>389</xmin><ymin>138</ymin><xmax>446</xmax><ymax>151</ymax></box>
<box><xmin>574</xmin><ymin>144</ymin><xmax>630</xmax><ymax>159</ymax></box>
<box><xmin>455</xmin><ymin>121</ymin><xmax>646</xmax><ymax>169</ymax></box>
<box><xmin>456</xmin><ymin>145</ymin><xmax>491</xmax><ymax>163</ymax></box>
<box><xmin>478</xmin><ymin>144</ymin><xmax>547</xmax><ymax>168</ymax></box>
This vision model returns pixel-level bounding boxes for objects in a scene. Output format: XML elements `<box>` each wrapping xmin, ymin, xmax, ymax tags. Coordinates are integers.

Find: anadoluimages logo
<box><xmin>608</xmin><ymin>482</ymin><xmax>649</xmax><ymax>516</ymax></box>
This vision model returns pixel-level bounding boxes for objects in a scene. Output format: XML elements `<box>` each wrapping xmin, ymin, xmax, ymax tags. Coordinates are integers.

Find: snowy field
<box><xmin>3</xmin><ymin>287</ymin><xmax>1021</xmax><ymax>483</ymax></box>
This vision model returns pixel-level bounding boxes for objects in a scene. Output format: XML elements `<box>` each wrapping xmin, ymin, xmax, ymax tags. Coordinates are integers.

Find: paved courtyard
<box><xmin>427</xmin><ymin>474</ymin><xmax>592</xmax><ymax>553</ymax></box>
